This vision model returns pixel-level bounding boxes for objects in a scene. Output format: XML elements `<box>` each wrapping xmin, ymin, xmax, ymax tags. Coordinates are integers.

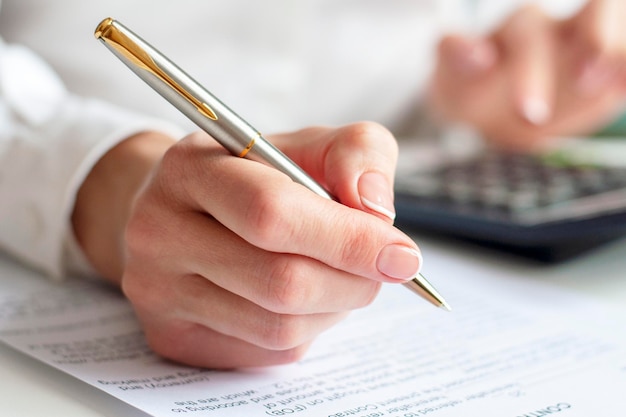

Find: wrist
<box><xmin>71</xmin><ymin>131</ymin><xmax>176</xmax><ymax>284</ymax></box>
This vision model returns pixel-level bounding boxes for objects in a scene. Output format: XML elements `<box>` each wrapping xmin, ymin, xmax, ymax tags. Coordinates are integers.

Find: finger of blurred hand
<box><xmin>437</xmin><ymin>34</ymin><xmax>497</xmax><ymax>78</ymax></box>
<box><xmin>494</xmin><ymin>5</ymin><xmax>557</xmax><ymax>126</ymax></box>
<box><xmin>562</xmin><ymin>0</ymin><xmax>626</xmax><ymax>95</ymax></box>
<box><xmin>429</xmin><ymin>33</ymin><xmax>502</xmax><ymax>135</ymax></box>
<box><xmin>158</xmin><ymin>131</ymin><xmax>422</xmax><ymax>283</ymax></box>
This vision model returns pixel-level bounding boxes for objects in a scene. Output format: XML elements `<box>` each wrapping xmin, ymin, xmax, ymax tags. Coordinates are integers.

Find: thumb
<box><xmin>270</xmin><ymin>123</ymin><xmax>398</xmax><ymax>224</ymax></box>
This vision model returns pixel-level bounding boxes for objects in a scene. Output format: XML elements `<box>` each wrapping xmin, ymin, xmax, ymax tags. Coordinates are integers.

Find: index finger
<box><xmin>562</xmin><ymin>0</ymin><xmax>626</xmax><ymax>94</ymax></box>
<box><xmin>493</xmin><ymin>5</ymin><xmax>557</xmax><ymax>126</ymax></box>
<box><xmin>564</xmin><ymin>0</ymin><xmax>626</xmax><ymax>57</ymax></box>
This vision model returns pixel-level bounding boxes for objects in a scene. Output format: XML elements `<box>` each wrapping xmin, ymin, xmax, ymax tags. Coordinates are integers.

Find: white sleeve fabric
<box><xmin>0</xmin><ymin>39</ymin><xmax>186</xmax><ymax>280</ymax></box>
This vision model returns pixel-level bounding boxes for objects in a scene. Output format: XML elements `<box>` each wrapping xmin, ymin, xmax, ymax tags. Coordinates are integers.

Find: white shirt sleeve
<box><xmin>0</xmin><ymin>38</ymin><xmax>185</xmax><ymax>280</ymax></box>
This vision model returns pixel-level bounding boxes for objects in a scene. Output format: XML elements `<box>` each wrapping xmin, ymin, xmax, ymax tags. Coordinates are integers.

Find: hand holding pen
<box><xmin>79</xmin><ymin>19</ymin><xmax>449</xmax><ymax>368</ymax></box>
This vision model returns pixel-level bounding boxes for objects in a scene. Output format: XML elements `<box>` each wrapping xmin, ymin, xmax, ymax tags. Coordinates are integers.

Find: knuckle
<box><xmin>144</xmin><ymin>320</ymin><xmax>194</xmax><ymax>363</ymax></box>
<box><xmin>244</xmin><ymin>186</ymin><xmax>293</xmax><ymax>250</ymax></box>
<box><xmin>124</xmin><ymin>203</ymin><xmax>168</xmax><ymax>262</ymax></box>
<box><xmin>260</xmin><ymin>313</ymin><xmax>307</xmax><ymax>351</ymax></box>
<box><xmin>339</xmin><ymin>121</ymin><xmax>396</xmax><ymax>149</ymax></box>
<box><xmin>157</xmin><ymin>139</ymin><xmax>207</xmax><ymax>203</ymax></box>
<box><xmin>120</xmin><ymin>268</ymin><xmax>164</xmax><ymax>313</ymax></box>
<box><xmin>159</xmin><ymin>142</ymin><xmax>189</xmax><ymax>178</ymax></box>
<box><xmin>124</xmin><ymin>206</ymin><xmax>154</xmax><ymax>253</ymax></box>
<box><xmin>333</xmin><ymin>122</ymin><xmax>398</xmax><ymax>167</ymax></box>
<box><xmin>264</xmin><ymin>257</ymin><xmax>312</xmax><ymax>314</ymax></box>
<box><xmin>336</xmin><ymin>218</ymin><xmax>378</xmax><ymax>268</ymax></box>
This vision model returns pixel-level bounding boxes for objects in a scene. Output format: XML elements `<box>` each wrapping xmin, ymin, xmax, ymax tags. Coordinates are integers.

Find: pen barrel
<box><xmin>97</xmin><ymin>19</ymin><xmax>331</xmax><ymax>200</ymax></box>
<box><xmin>161</xmin><ymin>79</ymin><xmax>331</xmax><ymax>198</ymax></box>
<box><xmin>246</xmin><ymin>139</ymin><xmax>333</xmax><ymax>199</ymax></box>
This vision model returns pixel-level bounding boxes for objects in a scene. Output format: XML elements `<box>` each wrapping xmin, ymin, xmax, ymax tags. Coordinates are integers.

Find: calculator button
<box><xmin>396</xmin><ymin>150</ymin><xmax>626</xmax><ymax>224</ymax></box>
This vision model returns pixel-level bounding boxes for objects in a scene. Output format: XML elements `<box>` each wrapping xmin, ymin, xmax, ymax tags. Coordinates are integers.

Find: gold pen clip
<box><xmin>95</xmin><ymin>18</ymin><xmax>218</xmax><ymax>121</ymax></box>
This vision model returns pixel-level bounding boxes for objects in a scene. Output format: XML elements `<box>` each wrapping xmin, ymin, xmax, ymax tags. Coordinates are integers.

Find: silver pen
<box><xmin>94</xmin><ymin>18</ymin><xmax>451</xmax><ymax>311</ymax></box>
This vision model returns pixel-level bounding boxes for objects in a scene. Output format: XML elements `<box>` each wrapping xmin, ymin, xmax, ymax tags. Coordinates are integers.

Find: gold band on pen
<box><xmin>238</xmin><ymin>138</ymin><xmax>256</xmax><ymax>158</ymax></box>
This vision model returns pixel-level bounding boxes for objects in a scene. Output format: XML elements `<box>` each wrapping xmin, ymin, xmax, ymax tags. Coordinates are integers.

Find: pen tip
<box><xmin>402</xmin><ymin>274</ymin><xmax>451</xmax><ymax>312</ymax></box>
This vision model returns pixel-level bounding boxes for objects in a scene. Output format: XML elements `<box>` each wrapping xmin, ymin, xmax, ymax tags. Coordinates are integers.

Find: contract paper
<box><xmin>0</xmin><ymin>250</ymin><xmax>625</xmax><ymax>417</ymax></box>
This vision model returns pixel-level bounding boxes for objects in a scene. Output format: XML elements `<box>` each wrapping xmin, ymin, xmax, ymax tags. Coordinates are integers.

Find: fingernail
<box><xmin>522</xmin><ymin>96</ymin><xmax>550</xmax><ymax>125</ymax></box>
<box><xmin>376</xmin><ymin>244</ymin><xmax>422</xmax><ymax>281</ymax></box>
<box><xmin>358</xmin><ymin>171</ymin><xmax>396</xmax><ymax>221</ymax></box>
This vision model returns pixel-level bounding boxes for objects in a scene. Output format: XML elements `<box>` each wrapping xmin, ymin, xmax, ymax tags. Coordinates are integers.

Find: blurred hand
<box><xmin>430</xmin><ymin>0</ymin><xmax>626</xmax><ymax>150</ymax></box>
<box><xmin>73</xmin><ymin>123</ymin><xmax>422</xmax><ymax>368</ymax></box>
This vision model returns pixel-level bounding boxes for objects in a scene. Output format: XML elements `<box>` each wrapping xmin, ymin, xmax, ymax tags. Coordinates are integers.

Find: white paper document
<box><xmin>0</xmin><ymin>250</ymin><xmax>625</xmax><ymax>417</ymax></box>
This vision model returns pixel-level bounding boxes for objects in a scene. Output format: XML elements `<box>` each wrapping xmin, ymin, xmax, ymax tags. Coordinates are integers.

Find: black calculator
<box><xmin>394</xmin><ymin>145</ymin><xmax>626</xmax><ymax>261</ymax></box>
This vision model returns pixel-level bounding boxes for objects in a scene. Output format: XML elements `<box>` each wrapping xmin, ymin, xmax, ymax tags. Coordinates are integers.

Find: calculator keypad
<box><xmin>395</xmin><ymin>152</ymin><xmax>626</xmax><ymax>225</ymax></box>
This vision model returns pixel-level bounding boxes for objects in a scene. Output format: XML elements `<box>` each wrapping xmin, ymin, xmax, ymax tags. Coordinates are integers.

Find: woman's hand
<box><xmin>73</xmin><ymin>122</ymin><xmax>422</xmax><ymax>368</ymax></box>
<box><xmin>430</xmin><ymin>0</ymin><xmax>626</xmax><ymax>150</ymax></box>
